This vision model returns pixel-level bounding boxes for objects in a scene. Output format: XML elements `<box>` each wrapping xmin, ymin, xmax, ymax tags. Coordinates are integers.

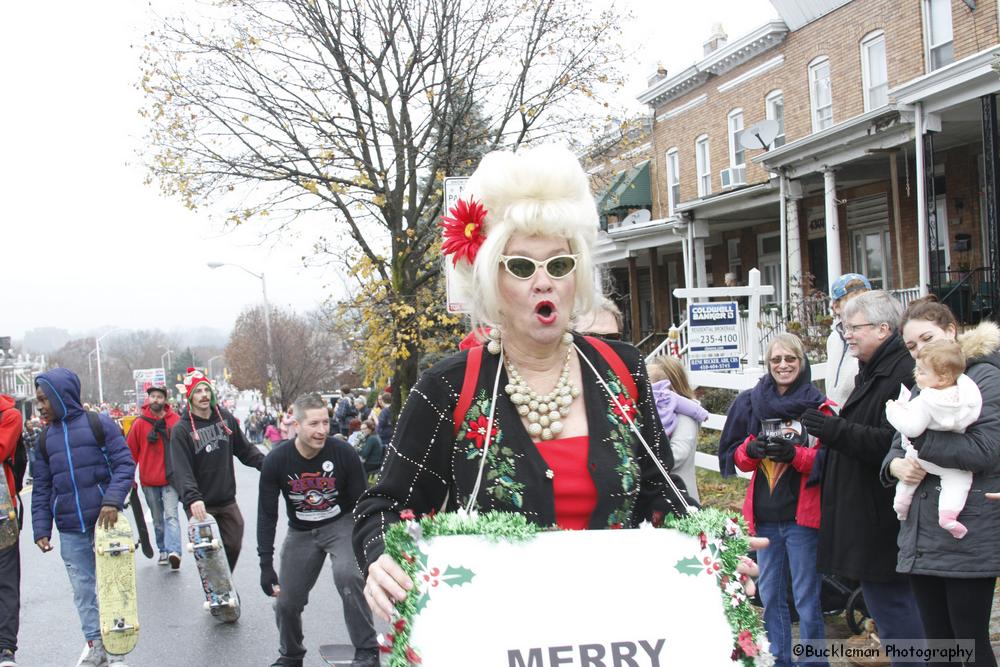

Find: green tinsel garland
<box><xmin>665</xmin><ymin>508</ymin><xmax>765</xmax><ymax>666</ymax></box>
<box><xmin>383</xmin><ymin>509</ymin><xmax>767</xmax><ymax>667</ymax></box>
<box><xmin>382</xmin><ymin>512</ymin><xmax>539</xmax><ymax>666</ymax></box>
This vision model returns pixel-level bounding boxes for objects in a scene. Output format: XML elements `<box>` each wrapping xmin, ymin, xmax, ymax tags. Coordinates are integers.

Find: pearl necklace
<box><xmin>503</xmin><ymin>346</ymin><xmax>581</xmax><ymax>441</ymax></box>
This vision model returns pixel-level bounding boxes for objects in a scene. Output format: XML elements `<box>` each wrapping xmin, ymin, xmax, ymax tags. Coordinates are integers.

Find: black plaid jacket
<box><xmin>352</xmin><ymin>335</ymin><xmax>696</xmax><ymax>574</ymax></box>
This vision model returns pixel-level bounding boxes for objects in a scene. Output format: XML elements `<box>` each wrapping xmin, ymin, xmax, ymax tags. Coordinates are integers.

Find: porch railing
<box><xmin>933</xmin><ymin>268</ymin><xmax>992</xmax><ymax>324</ymax></box>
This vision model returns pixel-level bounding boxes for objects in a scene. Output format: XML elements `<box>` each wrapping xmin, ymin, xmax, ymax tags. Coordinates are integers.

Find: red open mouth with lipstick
<box><xmin>535</xmin><ymin>300</ymin><xmax>557</xmax><ymax>325</ymax></box>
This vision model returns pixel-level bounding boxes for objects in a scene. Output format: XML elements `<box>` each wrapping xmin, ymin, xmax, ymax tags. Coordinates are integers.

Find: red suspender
<box><xmin>584</xmin><ymin>336</ymin><xmax>638</xmax><ymax>402</ymax></box>
<box><xmin>454</xmin><ymin>344</ymin><xmax>484</xmax><ymax>436</ymax></box>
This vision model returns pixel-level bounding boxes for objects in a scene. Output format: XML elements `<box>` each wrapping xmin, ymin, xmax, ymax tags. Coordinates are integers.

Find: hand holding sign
<box><xmin>365</xmin><ymin>553</ymin><xmax>413</xmax><ymax>622</ymax></box>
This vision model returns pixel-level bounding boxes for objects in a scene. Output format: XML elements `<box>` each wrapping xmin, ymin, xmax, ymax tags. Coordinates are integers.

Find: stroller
<box><xmin>749</xmin><ymin>551</ymin><xmax>872</xmax><ymax>635</ymax></box>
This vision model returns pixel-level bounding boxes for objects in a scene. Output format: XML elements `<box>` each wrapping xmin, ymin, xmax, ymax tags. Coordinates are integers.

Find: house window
<box><xmin>765</xmin><ymin>91</ymin><xmax>785</xmax><ymax>148</ymax></box>
<box><xmin>808</xmin><ymin>57</ymin><xmax>833</xmax><ymax>132</ymax></box>
<box><xmin>728</xmin><ymin>238</ymin><xmax>742</xmax><ymax>274</ymax></box>
<box><xmin>727</xmin><ymin>109</ymin><xmax>745</xmax><ymax>167</ymax></box>
<box><xmin>757</xmin><ymin>232</ymin><xmax>783</xmax><ymax>304</ymax></box>
<box><xmin>695</xmin><ymin>135</ymin><xmax>711</xmax><ymax>197</ymax></box>
<box><xmin>861</xmin><ymin>31</ymin><xmax>889</xmax><ymax>111</ymax></box>
<box><xmin>851</xmin><ymin>228</ymin><xmax>893</xmax><ymax>290</ymax></box>
<box><xmin>666</xmin><ymin>148</ymin><xmax>680</xmax><ymax>216</ymax></box>
<box><xmin>925</xmin><ymin>0</ymin><xmax>954</xmax><ymax>70</ymax></box>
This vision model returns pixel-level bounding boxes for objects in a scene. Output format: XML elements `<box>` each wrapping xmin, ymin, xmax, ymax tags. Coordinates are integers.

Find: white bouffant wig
<box><xmin>454</xmin><ymin>144</ymin><xmax>598</xmax><ymax>327</ymax></box>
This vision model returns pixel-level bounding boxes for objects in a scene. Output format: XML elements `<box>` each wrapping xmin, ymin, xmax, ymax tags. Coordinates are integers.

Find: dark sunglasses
<box><xmin>499</xmin><ymin>254</ymin><xmax>579</xmax><ymax>280</ymax></box>
<box><xmin>768</xmin><ymin>355</ymin><xmax>799</xmax><ymax>365</ymax></box>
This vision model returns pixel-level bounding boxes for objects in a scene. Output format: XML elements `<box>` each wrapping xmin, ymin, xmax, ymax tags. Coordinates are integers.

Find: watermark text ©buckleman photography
<box><xmin>792</xmin><ymin>639</ymin><xmax>975</xmax><ymax>664</ymax></box>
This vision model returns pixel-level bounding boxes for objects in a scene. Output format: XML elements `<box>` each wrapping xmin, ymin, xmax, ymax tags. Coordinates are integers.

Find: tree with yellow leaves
<box><xmin>140</xmin><ymin>0</ymin><xmax>628</xmax><ymax>401</ymax></box>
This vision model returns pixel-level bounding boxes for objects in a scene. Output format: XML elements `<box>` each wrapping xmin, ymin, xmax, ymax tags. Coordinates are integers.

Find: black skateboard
<box><xmin>128</xmin><ymin>486</ymin><xmax>154</xmax><ymax>559</ymax></box>
<box><xmin>320</xmin><ymin>644</ymin><xmax>375</xmax><ymax>666</ymax></box>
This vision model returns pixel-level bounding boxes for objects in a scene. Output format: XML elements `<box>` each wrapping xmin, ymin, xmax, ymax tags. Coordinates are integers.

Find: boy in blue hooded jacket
<box><xmin>31</xmin><ymin>368</ymin><xmax>136</xmax><ymax>666</ymax></box>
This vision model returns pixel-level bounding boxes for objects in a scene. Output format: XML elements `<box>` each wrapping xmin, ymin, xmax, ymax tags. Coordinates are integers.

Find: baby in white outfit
<box><xmin>886</xmin><ymin>339</ymin><xmax>982</xmax><ymax>539</ymax></box>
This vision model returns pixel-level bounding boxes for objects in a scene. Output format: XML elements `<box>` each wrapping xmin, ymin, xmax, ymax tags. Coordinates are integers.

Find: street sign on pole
<box><xmin>443</xmin><ymin>176</ymin><xmax>470</xmax><ymax>314</ymax></box>
<box><xmin>687</xmin><ymin>302</ymin><xmax>740</xmax><ymax>372</ymax></box>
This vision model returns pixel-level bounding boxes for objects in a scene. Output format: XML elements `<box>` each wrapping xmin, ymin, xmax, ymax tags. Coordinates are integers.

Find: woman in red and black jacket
<box><xmin>0</xmin><ymin>393</ymin><xmax>23</xmax><ymax>666</ymax></box>
<box><xmin>719</xmin><ymin>333</ymin><xmax>835</xmax><ymax>667</ymax></box>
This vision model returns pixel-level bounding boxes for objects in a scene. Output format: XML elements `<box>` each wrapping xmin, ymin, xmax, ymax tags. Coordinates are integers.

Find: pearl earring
<box><xmin>562</xmin><ymin>331</ymin><xmax>573</xmax><ymax>345</ymax></box>
<box><xmin>487</xmin><ymin>327</ymin><xmax>502</xmax><ymax>355</ymax></box>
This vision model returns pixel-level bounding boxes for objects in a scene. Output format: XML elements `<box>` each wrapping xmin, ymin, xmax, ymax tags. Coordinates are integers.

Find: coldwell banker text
<box><xmin>507</xmin><ymin>639</ymin><xmax>666</xmax><ymax>667</ymax></box>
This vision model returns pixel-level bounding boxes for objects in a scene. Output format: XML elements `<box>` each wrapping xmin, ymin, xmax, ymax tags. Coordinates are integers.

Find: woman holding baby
<box><xmin>881</xmin><ymin>297</ymin><xmax>1000</xmax><ymax>667</ymax></box>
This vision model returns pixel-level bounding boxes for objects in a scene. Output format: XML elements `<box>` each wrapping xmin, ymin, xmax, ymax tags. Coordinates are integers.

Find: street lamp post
<box><xmin>160</xmin><ymin>347</ymin><xmax>173</xmax><ymax>378</ymax></box>
<box><xmin>207</xmin><ymin>355</ymin><xmax>223</xmax><ymax>380</ymax></box>
<box><xmin>207</xmin><ymin>262</ymin><xmax>276</xmax><ymax>400</ymax></box>
<box><xmin>94</xmin><ymin>329</ymin><xmax>124</xmax><ymax>405</ymax></box>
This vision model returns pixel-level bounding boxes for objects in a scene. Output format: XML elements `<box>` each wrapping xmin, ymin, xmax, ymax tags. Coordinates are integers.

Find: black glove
<box><xmin>765</xmin><ymin>436</ymin><xmax>797</xmax><ymax>463</ymax></box>
<box><xmin>260</xmin><ymin>564</ymin><xmax>279</xmax><ymax>597</ymax></box>
<box><xmin>744</xmin><ymin>436</ymin><xmax>768</xmax><ymax>459</ymax></box>
<box><xmin>800</xmin><ymin>409</ymin><xmax>830</xmax><ymax>437</ymax></box>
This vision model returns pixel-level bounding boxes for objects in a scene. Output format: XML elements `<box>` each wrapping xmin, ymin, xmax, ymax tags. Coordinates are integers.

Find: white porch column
<box><xmin>684</xmin><ymin>218</ymin><xmax>694</xmax><ymax>292</ymax></box>
<box><xmin>779</xmin><ymin>175</ymin><xmax>788</xmax><ymax>305</ymax></box>
<box><xmin>915</xmin><ymin>102</ymin><xmax>930</xmax><ymax>296</ymax></box>
<box><xmin>785</xmin><ymin>177</ymin><xmax>804</xmax><ymax>301</ymax></box>
<box><xmin>824</xmin><ymin>169</ymin><xmax>842</xmax><ymax>286</ymax></box>
<box><xmin>694</xmin><ymin>237</ymin><xmax>708</xmax><ymax>290</ymax></box>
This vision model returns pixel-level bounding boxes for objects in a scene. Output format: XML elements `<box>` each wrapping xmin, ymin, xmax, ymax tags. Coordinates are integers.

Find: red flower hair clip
<box><xmin>440</xmin><ymin>197</ymin><xmax>488</xmax><ymax>267</ymax></box>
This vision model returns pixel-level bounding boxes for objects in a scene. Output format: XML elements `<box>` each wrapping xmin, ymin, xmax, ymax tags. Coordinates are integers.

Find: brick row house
<box><xmin>593</xmin><ymin>0</ymin><xmax>1000</xmax><ymax>345</ymax></box>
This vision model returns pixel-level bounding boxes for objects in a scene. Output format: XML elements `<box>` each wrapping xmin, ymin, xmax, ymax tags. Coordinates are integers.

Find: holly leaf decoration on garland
<box><xmin>441</xmin><ymin>565</ymin><xmax>475</xmax><ymax>587</ymax></box>
<box><xmin>675</xmin><ymin>555</ymin><xmax>705</xmax><ymax>577</ymax></box>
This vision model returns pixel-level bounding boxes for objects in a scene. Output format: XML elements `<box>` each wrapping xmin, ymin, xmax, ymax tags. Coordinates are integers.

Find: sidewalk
<box><xmin>787</xmin><ymin>586</ymin><xmax>1000</xmax><ymax>666</ymax></box>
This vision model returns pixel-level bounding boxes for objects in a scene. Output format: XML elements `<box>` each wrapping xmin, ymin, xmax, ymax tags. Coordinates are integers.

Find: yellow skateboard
<box><xmin>95</xmin><ymin>513</ymin><xmax>140</xmax><ymax>656</ymax></box>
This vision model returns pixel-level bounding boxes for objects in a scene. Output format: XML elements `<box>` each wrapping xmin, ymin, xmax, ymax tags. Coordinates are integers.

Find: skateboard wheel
<box><xmin>97</xmin><ymin>546</ymin><xmax>105</xmax><ymax>556</ymax></box>
<box><xmin>203</xmin><ymin>601</ymin><xmax>211</xmax><ymax>611</ymax></box>
<box><xmin>186</xmin><ymin>543</ymin><xmax>193</xmax><ymax>553</ymax></box>
<box><xmin>6</xmin><ymin>511</ymin><xmax>13</xmax><ymax>522</ymax></box>
<box><xmin>227</xmin><ymin>599</ymin><xmax>237</xmax><ymax>608</ymax></box>
<box><xmin>128</xmin><ymin>543</ymin><xmax>135</xmax><ymax>553</ymax></box>
<box><xmin>211</xmin><ymin>539</ymin><xmax>220</xmax><ymax>549</ymax></box>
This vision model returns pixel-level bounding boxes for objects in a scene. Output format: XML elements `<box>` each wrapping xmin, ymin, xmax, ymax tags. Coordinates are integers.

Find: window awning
<box><xmin>595</xmin><ymin>169</ymin><xmax>629</xmax><ymax>212</ymax></box>
<box><xmin>600</xmin><ymin>160</ymin><xmax>651</xmax><ymax>214</ymax></box>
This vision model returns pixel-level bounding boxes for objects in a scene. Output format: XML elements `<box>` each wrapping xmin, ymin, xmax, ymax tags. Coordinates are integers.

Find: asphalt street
<box><xmin>15</xmin><ymin>403</ymin><xmax>385</xmax><ymax>666</ymax></box>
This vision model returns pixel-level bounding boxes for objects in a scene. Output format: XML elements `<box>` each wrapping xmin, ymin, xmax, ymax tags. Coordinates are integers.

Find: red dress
<box><xmin>534</xmin><ymin>435</ymin><xmax>598</xmax><ymax>530</ymax></box>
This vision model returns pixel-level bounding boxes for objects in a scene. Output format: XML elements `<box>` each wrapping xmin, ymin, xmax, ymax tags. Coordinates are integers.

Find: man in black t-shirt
<box><xmin>257</xmin><ymin>393</ymin><xmax>377</xmax><ymax>667</ymax></box>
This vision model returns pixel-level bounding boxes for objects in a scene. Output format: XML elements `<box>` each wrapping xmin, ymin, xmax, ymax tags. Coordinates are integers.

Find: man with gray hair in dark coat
<box><xmin>800</xmin><ymin>291</ymin><xmax>926</xmax><ymax>666</ymax></box>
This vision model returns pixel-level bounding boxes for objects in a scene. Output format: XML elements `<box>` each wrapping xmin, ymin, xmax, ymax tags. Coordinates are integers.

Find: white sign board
<box><xmin>443</xmin><ymin>176</ymin><xmax>470</xmax><ymax>314</ymax></box>
<box><xmin>688</xmin><ymin>302</ymin><xmax>740</xmax><ymax>372</ymax></box>
<box><xmin>406</xmin><ymin>528</ymin><xmax>740</xmax><ymax>666</ymax></box>
<box><xmin>132</xmin><ymin>367</ymin><xmax>167</xmax><ymax>410</ymax></box>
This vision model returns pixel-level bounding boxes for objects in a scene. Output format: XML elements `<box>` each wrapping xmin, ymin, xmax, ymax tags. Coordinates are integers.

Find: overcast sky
<box><xmin>1</xmin><ymin>0</ymin><xmax>777</xmax><ymax>342</ymax></box>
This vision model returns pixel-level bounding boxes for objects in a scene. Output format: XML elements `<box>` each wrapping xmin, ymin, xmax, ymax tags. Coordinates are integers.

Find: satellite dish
<box><xmin>739</xmin><ymin>119</ymin><xmax>780</xmax><ymax>151</ymax></box>
<box><xmin>620</xmin><ymin>209</ymin><xmax>651</xmax><ymax>226</ymax></box>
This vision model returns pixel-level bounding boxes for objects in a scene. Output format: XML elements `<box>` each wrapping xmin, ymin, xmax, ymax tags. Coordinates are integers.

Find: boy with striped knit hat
<box><xmin>166</xmin><ymin>369</ymin><xmax>263</xmax><ymax>571</ymax></box>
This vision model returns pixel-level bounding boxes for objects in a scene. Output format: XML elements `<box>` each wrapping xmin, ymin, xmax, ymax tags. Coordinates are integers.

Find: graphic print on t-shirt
<box><xmin>286</xmin><ymin>471</ymin><xmax>341</xmax><ymax>522</ymax></box>
<box><xmin>758</xmin><ymin>418</ymin><xmax>805</xmax><ymax>492</ymax></box>
<box><xmin>193</xmin><ymin>421</ymin><xmax>231</xmax><ymax>455</ymax></box>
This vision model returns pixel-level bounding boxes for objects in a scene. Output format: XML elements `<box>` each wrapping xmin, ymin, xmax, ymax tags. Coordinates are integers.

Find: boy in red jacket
<box><xmin>0</xmin><ymin>394</ymin><xmax>23</xmax><ymax>667</ymax></box>
<box><xmin>127</xmin><ymin>386</ymin><xmax>182</xmax><ymax>569</ymax></box>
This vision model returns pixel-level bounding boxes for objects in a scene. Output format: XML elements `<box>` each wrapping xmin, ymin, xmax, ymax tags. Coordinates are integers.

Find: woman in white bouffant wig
<box><xmin>352</xmin><ymin>144</ymin><xmax>698</xmax><ymax>621</ymax></box>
